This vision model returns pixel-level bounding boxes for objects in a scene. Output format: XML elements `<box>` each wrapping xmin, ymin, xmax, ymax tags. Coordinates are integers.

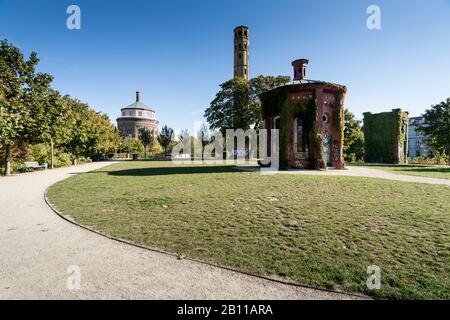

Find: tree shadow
<box><xmin>106</xmin><ymin>165</ymin><xmax>240</xmax><ymax>177</ymax></box>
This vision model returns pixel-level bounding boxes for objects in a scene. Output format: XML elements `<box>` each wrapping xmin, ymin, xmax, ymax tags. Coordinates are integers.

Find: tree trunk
<box><xmin>4</xmin><ymin>144</ymin><xmax>12</xmax><ymax>176</ymax></box>
<box><xmin>145</xmin><ymin>146</ymin><xmax>147</xmax><ymax>160</ymax></box>
<box><xmin>50</xmin><ymin>138</ymin><xmax>55</xmax><ymax>169</ymax></box>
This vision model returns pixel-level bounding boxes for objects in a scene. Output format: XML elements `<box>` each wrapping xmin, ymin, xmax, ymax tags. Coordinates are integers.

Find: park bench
<box><xmin>24</xmin><ymin>161</ymin><xmax>48</xmax><ymax>171</ymax></box>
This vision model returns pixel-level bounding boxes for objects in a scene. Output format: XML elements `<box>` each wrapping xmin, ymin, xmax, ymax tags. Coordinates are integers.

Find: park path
<box><xmin>0</xmin><ymin>162</ymin><xmax>357</xmax><ymax>300</ymax></box>
<box><xmin>242</xmin><ymin>166</ymin><xmax>450</xmax><ymax>187</ymax></box>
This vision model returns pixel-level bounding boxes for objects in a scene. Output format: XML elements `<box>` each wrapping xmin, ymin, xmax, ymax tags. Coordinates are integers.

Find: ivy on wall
<box><xmin>261</xmin><ymin>87</ymin><xmax>324</xmax><ymax>169</ymax></box>
<box><xmin>332</xmin><ymin>93</ymin><xmax>345</xmax><ymax>164</ymax></box>
<box><xmin>363</xmin><ymin>109</ymin><xmax>409</xmax><ymax>164</ymax></box>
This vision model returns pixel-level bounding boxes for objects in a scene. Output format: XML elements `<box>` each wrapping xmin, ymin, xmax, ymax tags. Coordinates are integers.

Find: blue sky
<box><xmin>1</xmin><ymin>0</ymin><xmax>449</xmax><ymax>132</ymax></box>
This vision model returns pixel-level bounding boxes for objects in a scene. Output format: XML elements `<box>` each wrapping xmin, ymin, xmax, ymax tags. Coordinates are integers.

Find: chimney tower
<box><xmin>234</xmin><ymin>26</ymin><xmax>250</xmax><ymax>80</ymax></box>
<box><xmin>292</xmin><ymin>59</ymin><xmax>309</xmax><ymax>81</ymax></box>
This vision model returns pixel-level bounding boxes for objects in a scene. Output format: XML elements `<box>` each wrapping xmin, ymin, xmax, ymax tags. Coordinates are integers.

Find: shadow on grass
<box><xmin>402</xmin><ymin>167</ymin><xmax>450</xmax><ymax>174</ymax></box>
<box><xmin>105</xmin><ymin>165</ymin><xmax>240</xmax><ymax>177</ymax></box>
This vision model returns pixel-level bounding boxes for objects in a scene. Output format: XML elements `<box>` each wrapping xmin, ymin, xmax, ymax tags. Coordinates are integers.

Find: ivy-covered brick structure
<box><xmin>363</xmin><ymin>109</ymin><xmax>409</xmax><ymax>164</ymax></box>
<box><xmin>260</xmin><ymin>59</ymin><xmax>347</xmax><ymax>170</ymax></box>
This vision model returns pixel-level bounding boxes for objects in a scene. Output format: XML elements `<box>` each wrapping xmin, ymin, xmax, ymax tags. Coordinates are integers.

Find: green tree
<box><xmin>204</xmin><ymin>76</ymin><xmax>290</xmax><ymax>132</ymax></box>
<box><xmin>119</xmin><ymin>136</ymin><xmax>144</xmax><ymax>154</ymax></box>
<box><xmin>27</xmin><ymin>90</ymin><xmax>71</xmax><ymax>168</ymax></box>
<box><xmin>249</xmin><ymin>75</ymin><xmax>291</xmax><ymax>128</ymax></box>
<box><xmin>158</xmin><ymin>125</ymin><xmax>174</xmax><ymax>156</ymax></box>
<box><xmin>0</xmin><ymin>39</ymin><xmax>52</xmax><ymax>175</ymax></box>
<box><xmin>139</xmin><ymin>128</ymin><xmax>154</xmax><ymax>159</ymax></box>
<box><xmin>178</xmin><ymin>129</ymin><xmax>190</xmax><ymax>142</ymax></box>
<box><xmin>343</xmin><ymin>109</ymin><xmax>365</xmax><ymax>162</ymax></box>
<box><xmin>197</xmin><ymin>123</ymin><xmax>211</xmax><ymax>161</ymax></box>
<box><xmin>418</xmin><ymin>98</ymin><xmax>450</xmax><ymax>165</ymax></box>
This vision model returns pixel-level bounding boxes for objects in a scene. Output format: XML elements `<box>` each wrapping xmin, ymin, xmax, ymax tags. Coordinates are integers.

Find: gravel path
<box><xmin>241</xmin><ymin>166</ymin><xmax>450</xmax><ymax>187</ymax></box>
<box><xmin>0</xmin><ymin>162</ymin><xmax>358</xmax><ymax>300</ymax></box>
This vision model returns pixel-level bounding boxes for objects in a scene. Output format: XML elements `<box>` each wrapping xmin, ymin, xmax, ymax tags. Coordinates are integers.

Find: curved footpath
<box><xmin>0</xmin><ymin>162</ymin><xmax>358</xmax><ymax>300</ymax></box>
<box><xmin>242</xmin><ymin>166</ymin><xmax>450</xmax><ymax>187</ymax></box>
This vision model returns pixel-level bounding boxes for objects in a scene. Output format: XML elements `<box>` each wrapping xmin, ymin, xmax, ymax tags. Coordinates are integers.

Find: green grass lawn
<box><xmin>47</xmin><ymin>160</ymin><xmax>450</xmax><ymax>299</ymax></box>
<box><xmin>349</xmin><ymin>163</ymin><xmax>450</xmax><ymax>180</ymax></box>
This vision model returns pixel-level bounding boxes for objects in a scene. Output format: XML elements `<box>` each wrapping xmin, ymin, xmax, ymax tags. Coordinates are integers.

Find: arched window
<box><xmin>273</xmin><ymin>116</ymin><xmax>280</xmax><ymax>130</ymax></box>
<box><xmin>294</xmin><ymin>118</ymin><xmax>305</xmax><ymax>152</ymax></box>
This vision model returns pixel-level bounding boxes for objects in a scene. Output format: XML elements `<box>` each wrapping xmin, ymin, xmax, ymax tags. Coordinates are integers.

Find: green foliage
<box><xmin>0</xmin><ymin>39</ymin><xmax>53</xmax><ymax>175</ymax></box>
<box><xmin>261</xmin><ymin>86</ymin><xmax>325</xmax><ymax>169</ymax></box>
<box><xmin>344</xmin><ymin>109</ymin><xmax>365</xmax><ymax>162</ymax></box>
<box><xmin>205</xmin><ymin>76</ymin><xmax>290</xmax><ymax>132</ymax></box>
<box><xmin>363</xmin><ymin>109</ymin><xmax>409</xmax><ymax>164</ymax></box>
<box><xmin>418</xmin><ymin>98</ymin><xmax>450</xmax><ymax>165</ymax></box>
<box><xmin>53</xmin><ymin>152</ymin><xmax>73</xmax><ymax>168</ymax></box>
<box><xmin>30</xmin><ymin>144</ymin><xmax>49</xmax><ymax>164</ymax></box>
<box><xmin>119</xmin><ymin>136</ymin><xmax>144</xmax><ymax>154</ymax></box>
<box><xmin>157</xmin><ymin>125</ymin><xmax>174</xmax><ymax>155</ymax></box>
<box><xmin>138</xmin><ymin>128</ymin><xmax>154</xmax><ymax>159</ymax></box>
<box><xmin>0</xmin><ymin>39</ymin><xmax>121</xmax><ymax>174</ymax></box>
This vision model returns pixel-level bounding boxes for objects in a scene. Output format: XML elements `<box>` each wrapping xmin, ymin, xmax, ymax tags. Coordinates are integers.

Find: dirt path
<box><xmin>0</xmin><ymin>162</ymin><xmax>357</xmax><ymax>299</ymax></box>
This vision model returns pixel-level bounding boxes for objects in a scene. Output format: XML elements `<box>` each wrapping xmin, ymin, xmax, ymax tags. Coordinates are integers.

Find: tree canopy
<box><xmin>418</xmin><ymin>98</ymin><xmax>450</xmax><ymax>165</ymax></box>
<box><xmin>204</xmin><ymin>75</ymin><xmax>290</xmax><ymax>132</ymax></box>
<box><xmin>0</xmin><ymin>39</ymin><xmax>121</xmax><ymax>175</ymax></box>
<box><xmin>343</xmin><ymin>109</ymin><xmax>365</xmax><ymax>162</ymax></box>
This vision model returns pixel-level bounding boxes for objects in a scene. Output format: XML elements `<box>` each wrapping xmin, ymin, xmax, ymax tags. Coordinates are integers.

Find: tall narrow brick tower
<box><xmin>234</xmin><ymin>26</ymin><xmax>250</xmax><ymax>80</ymax></box>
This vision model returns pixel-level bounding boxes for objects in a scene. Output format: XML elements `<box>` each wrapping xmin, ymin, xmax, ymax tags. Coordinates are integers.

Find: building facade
<box><xmin>260</xmin><ymin>59</ymin><xmax>347</xmax><ymax>170</ymax></box>
<box><xmin>117</xmin><ymin>91</ymin><xmax>159</xmax><ymax>137</ymax></box>
<box><xmin>234</xmin><ymin>26</ymin><xmax>250</xmax><ymax>80</ymax></box>
<box><xmin>363</xmin><ymin>109</ymin><xmax>409</xmax><ymax>164</ymax></box>
<box><xmin>408</xmin><ymin>116</ymin><xmax>430</xmax><ymax>158</ymax></box>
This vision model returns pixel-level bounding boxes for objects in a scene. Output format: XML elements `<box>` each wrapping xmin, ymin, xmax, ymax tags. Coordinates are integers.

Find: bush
<box><xmin>30</xmin><ymin>144</ymin><xmax>49</xmax><ymax>164</ymax></box>
<box><xmin>409</xmin><ymin>156</ymin><xmax>448</xmax><ymax>166</ymax></box>
<box><xmin>77</xmin><ymin>156</ymin><xmax>92</xmax><ymax>165</ymax></box>
<box><xmin>53</xmin><ymin>153</ymin><xmax>72</xmax><ymax>168</ymax></box>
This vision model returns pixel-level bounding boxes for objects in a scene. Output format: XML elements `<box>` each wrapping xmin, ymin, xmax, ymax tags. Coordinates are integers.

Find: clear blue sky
<box><xmin>1</xmin><ymin>0</ymin><xmax>449</xmax><ymax>132</ymax></box>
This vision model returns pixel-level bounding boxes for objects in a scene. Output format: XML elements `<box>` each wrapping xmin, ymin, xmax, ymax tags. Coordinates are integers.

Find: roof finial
<box><xmin>136</xmin><ymin>91</ymin><xmax>141</xmax><ymax>102</ymax></box>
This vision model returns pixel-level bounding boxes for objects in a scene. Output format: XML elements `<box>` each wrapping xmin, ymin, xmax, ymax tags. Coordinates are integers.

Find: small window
<box><xmin>296</xmin><ymin>118</ymin><xmax>306</xmax><ymax>152</ymax></box>
<box><xmin>138</xmin><ymin>111</ymin><xmax>143</xmax><ymax>117</ymax></box>
<box><xmin>273</xmin><ymin>116</ymin><xmax>280</xmax><ymax>130</ymax></box>
<box><xmin>239</xmin><ymin>31</ymin><xmax>242</xmax><ymax>36</ymax></box>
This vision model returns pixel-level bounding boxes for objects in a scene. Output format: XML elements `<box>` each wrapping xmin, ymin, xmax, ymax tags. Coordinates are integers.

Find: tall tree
<box><xmin>418</xmin><ymin>98</ymin><xmax>450</xmax><ymax>165</ymax></box>
<box><xmin>343</xmin><ymin>109</ymin><xmax>365</xmax><ymax>162</ymax></box>
<box><xmin>139</xmin><ymin>128</ymin><xmax>154</xmax><ymax>159</ymax></box>
<box><xmin>0</xmin><ymin>39</ymin><xmax>51</xmax><ymax>176</ymax></box>
<box><xmin>197</xmin><ymin>123</ymin><xmax>211</xmax><ymax>161</ymax></box>
<box><xmin>178</xmin><ymin>129</ymin><xmax>190</xmax><ymax>142</ymax></box>
<box><xmin>204</xmin><ymin>75</ymin><xmax>290</xmax><ymax>132</ymax></box>
<box><xmin>157</xmin><ymin>125</ymin><xmax>174</xmax><ymax>156</ymax></box>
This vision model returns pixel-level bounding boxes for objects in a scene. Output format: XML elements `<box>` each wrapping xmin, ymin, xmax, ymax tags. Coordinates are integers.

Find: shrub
<box><xmin>77</xmin><ymin>157</ymin><xmax>92</xmax><ymax>165</ymax></box>
<box><xmin>53</xmin><ymin>153</ymin><xmax>73</xmax><ymax>168</ymax></box>
<box><xmin>30</xmin><ymin>144</ymin><xmax>49</xmax><ymax>164</ymax></box>
<box><xmin>409</xmin><ymin>155</ymin><xmax>448</xmax><ymax>165</ymax></box>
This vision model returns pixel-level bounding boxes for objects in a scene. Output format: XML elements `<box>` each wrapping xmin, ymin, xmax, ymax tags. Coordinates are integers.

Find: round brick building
<box><xmin>117</xmin><ymin>91</ymin><xmax>159</xmax><ymax>137</ymax></box>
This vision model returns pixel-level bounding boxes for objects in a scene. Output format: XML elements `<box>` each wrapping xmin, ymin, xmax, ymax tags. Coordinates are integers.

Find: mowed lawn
<box><xmin>47</xmin><ymin>161</ymin><xmax>450</xmax><ymax>299</ymax></box>
<box><xmin>349</xmin><ymin>164</ymin><xmax>450</xmax><ymax>180</ymax></box>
